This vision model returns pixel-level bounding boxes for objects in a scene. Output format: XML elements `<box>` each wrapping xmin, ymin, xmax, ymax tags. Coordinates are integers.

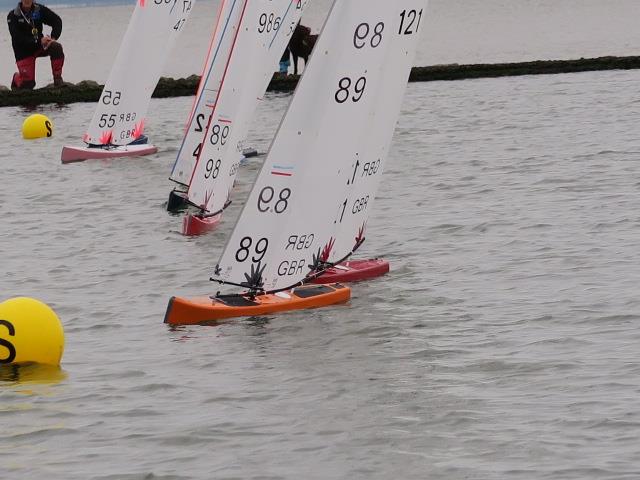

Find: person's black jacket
<box><xmin>7</xmin><ymin>2</ymin><xmax>62</xmax><ymax>60</ymax></box>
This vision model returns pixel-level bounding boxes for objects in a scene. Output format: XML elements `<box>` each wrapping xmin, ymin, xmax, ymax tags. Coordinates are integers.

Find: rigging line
<box><xmin>198</xmin><ymin>199</ymin><xmax>232</xmax><ymax>218</ymax></box>
<box><xmin>186</xmin><ymin>0</ymin><xmax>249</xmax><ymax>190</ymax></box>
<box><xmin>171</xmin><ymin>0</ymin><xmax>241</xmax><ymax>175</ymax></box>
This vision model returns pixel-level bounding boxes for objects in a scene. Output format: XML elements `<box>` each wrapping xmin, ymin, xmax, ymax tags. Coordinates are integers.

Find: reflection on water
<box><xmin>0</xmin><ymin>363</ymin><xmax>67</xmax><ymax>390</ymax></box>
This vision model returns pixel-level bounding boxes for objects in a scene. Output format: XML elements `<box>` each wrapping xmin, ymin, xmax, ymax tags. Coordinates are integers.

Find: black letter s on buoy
<box><xmin>0</xmin><ymin>319</ymin><xmax>17</xmax><ymax>364</ymax></box>
<box><xmin>45</xmin><ymin>120</ymin><xmax>52</xmax><ymax>137</ymax></box>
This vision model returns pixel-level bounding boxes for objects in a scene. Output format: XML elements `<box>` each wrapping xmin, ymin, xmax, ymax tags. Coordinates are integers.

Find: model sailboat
<box><xmin>166</xmin><ymin>0</ymin><xmax>307</xmax><ymax>236</ymax></box>
<box><xmin>165</xmin><ymin>0</ymin><xmax>427</xmax><ymax>325</ymax></box>
<box><xmin>60</xmin><ymin>0</ymin><xmax>195</xmax><ymax>163</ymax></box>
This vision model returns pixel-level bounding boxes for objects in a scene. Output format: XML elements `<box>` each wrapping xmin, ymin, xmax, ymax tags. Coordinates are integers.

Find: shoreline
<box><xmin>2</xmin><ymin>55</ymin><xmax>639</xmax><ymax>108</ymax></box>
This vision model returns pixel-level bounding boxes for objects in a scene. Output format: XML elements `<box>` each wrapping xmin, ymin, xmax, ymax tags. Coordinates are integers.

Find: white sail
<box><xmin>186</xmin><ymin>0</ymin><xmax>307</xmax><ymax>213</ymax></box>
<box><xmin>214</xmin><ymin>0</ymin><xmax>427</xmax><ymax>292</ymax></box>
<box><xmin>84</xmin><ymin>0</ymin><xmax>195</xmax><ymax>146</ymax></box>
<box><xmin>169</xmin><ymin>0</ymin><xmax>246</xmax><ymax>186</ymax></box>
<box><xmin>326</xmin><ymin>2</ymin><xmax>426</xmax><ymax>263</ymax></box>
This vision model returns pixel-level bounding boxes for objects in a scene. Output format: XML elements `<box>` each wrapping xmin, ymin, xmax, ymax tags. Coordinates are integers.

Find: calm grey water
<box><xmin>2</xmin><ymin>68</ymin><xmax>640</xmax><ymax>479</ymax></box>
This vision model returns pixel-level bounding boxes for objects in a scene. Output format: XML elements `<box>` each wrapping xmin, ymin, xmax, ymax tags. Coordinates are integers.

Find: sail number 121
<box><xmin>398</xmin><ymin>9</ymin><xmax>423</xmax><ymax>35</ymax></box>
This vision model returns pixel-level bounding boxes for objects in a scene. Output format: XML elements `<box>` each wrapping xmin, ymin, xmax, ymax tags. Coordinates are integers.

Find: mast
<box><xmin>213</xmin><ymin>0</ymin><xmax>428</xmax><ymax>293</ymax></box>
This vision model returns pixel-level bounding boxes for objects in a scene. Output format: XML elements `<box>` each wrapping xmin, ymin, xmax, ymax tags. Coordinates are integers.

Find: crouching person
<box><xmin>7</xmin><ymin>0</ymin><xmax>65</xmax><ymax>90</ymax></box>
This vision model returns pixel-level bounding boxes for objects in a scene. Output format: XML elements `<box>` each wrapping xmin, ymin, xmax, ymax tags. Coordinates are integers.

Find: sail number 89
<box><xmin>258</xmin><ymin>186</ymin><xmax>291</xmax><ymax>214</ymax></box>
<box><xmin>236</xmin><ymin>237</ymin><xmax>269</xmax><ymax>263</ymax></box>
<box><xmin>335</xmin><ymin>76</ymin><xmax>367</xmax><ymax>103</ymax></box>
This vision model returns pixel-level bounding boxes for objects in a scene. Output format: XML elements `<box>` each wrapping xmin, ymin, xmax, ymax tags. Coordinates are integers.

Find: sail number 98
<box><xmin>236</xmin><ymin>237</ymin><xmax>269</xmax><ymax>263</ymax></box>
<box><xmin>204</xmin><ymin>159</ymin><xmax>221</xmax><ymax>179</ymax></box>
<box><xmin>258</xmin><ymin>187</ymin><xmax>291</xmax><ymax>214</ymax></box>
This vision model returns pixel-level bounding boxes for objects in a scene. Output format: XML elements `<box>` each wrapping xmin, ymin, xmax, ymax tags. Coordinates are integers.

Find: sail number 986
<box><xmin>258</xmin><ymin>13</ymin><xmax>281</xmax><ymax>33</ymax></box>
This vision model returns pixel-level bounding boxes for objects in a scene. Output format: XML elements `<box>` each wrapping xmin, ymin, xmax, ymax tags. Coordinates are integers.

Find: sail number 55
<box><xmin>101</xmin><ymin>90</ymin><xmax>121</xmax><ymax>105</ymax></box>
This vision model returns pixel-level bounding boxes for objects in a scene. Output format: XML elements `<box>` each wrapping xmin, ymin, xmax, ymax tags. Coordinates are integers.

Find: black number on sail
<box><xmin>192</xmin><ymin>143</ymin><xmax>202</xmax><ymax>158</ymax></box>
<box><xmin>353</xmin><ymin>22</ymin><xmax>384</xmax><ymax>49</ymax></box>
<box><xmin>209</xmin><ymin>124</ymin><xmax>230</xmax><ymax>146</ymax></box>
<box><xmin>194</xmin><ymin>113</ymin><xmax>205</xmax><ymax>132</ymax></box>
<box><xmin>101</xmin><ymin>90</ymin><xmax>121</xmax><ymax>105</ymax></box>
<box><xmin>204</xmin><ymin>159</ymin><xmax>221</xmax><ymax>179</ymax></box>
<box><xmin>258</xmin><ymin>13</ymin><xmax>281</xmax><ymax>33</ymax></box>
<box><xmin>258</xmin><ymin>187</ymin><xmax>291</xmax><ymax>214</ymax></box>
<box><xmin>174</xmin><ymin>19</ymin><xmax>185</xmax><ymax>31</ymax></box>
<box><xmin>235</xmin><ymin>237</ymin><xmax>269</xmax><ymax>263</ymax></box>
<box><xmin>335</xmin><ymin>76</ymin><xmax>367</xmax><ymax>104</ymax></box>
<box><xmin>98</xmin><ymin>113</ymin><xmax>117</xmax><ymax>128</ymax></box>
<box><xmin>398</xmin><ymin>9</ymin><xmax>423</xmax><ymax>35</ymax></box>
<box><xmin>335</xmin><ymin>198</ymin><xmax>348</xmax><ymax>224</ymax></box>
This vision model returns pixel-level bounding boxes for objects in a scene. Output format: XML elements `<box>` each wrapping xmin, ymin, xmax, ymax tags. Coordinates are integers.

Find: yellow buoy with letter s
<box><xmin>22</xmin><ymin>113</ymin><xmax>53</xmax><ymax>139</ymax></box>
<box><xmin>0</xmin><ymin>297</ymin><xmax>64</xmax><ymax>366</ymax></box>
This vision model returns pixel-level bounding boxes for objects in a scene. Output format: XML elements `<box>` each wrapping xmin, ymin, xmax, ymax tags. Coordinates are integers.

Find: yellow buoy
<box><xmin>0</xmin><ymin>297</ymin><xmax>64</xmax><ymax>366</ymax></box>
<box><xmin>22</xmin><ymin>113</ymin><xmax>53</xmax><ymax>139</ymax></box>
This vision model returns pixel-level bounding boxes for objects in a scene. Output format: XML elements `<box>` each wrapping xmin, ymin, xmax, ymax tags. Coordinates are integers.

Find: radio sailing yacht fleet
<box><xmin>165</xmin><ymin>0</ymin><xmax>428</xmax><ymax>324</ymax></box>
<box><xmin>61</xmin><ymin>0</ymin><xmax>195</xmax><ymax>163</ymax></box>
<box><xmin>166</xmin><ymin>0</ymin><xmax>307</xmax><ymax>236</ymax></box>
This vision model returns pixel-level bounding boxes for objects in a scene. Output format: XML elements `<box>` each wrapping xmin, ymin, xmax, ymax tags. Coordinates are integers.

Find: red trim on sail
<box><xmin>187</xmin><ymin>0</ymin><xmax>250</xmax><ymax>193</ymax></box>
